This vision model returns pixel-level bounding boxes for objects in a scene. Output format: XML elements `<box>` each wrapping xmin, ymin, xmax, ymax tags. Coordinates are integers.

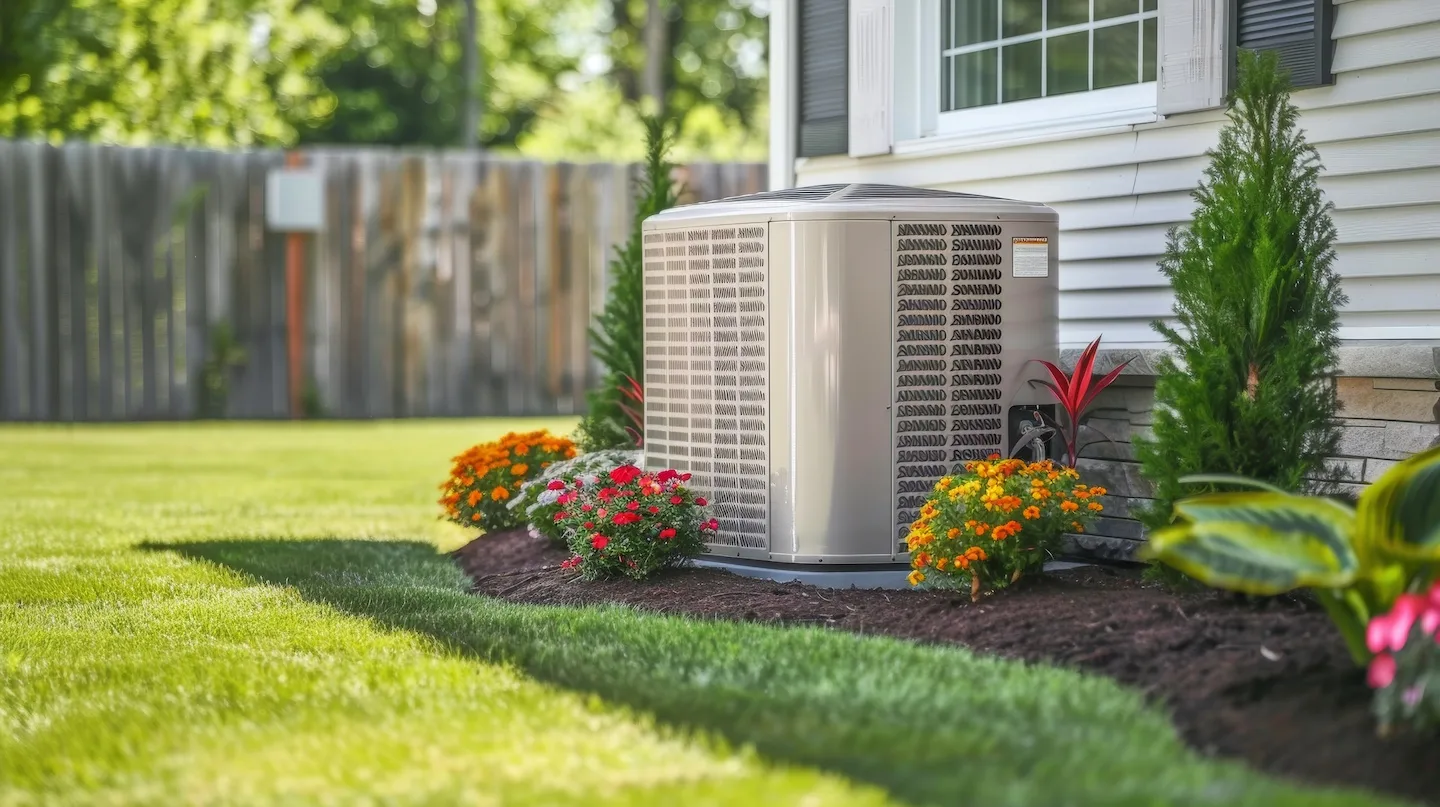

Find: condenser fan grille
<box><xmin>891</xmin><ymin>222</ymin><xmax>1007</xmax><ymax>550</ymax></box>
<box><xmin>642</xmin><ymin>225</ymin><xmax>770</xmax><ymax>550</ymax></box>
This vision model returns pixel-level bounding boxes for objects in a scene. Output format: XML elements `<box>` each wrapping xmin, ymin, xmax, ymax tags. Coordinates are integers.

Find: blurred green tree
<box><xmin>0</xmin><ymin>0</ymin><xmax>770</xmax><ymax>155</ymax></box>
<box><xmin>0</xmin><ymin>0</ymin><xmax>343</xmax><ymax>146</ymax></box>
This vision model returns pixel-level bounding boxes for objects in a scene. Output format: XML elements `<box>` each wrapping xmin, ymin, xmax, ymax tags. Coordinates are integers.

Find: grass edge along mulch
<box><xmin>456</xmin><ymin>527</ymin><xmax>1439</xmax><ymax>807</ymax></box>
<box><xmin>170</xmin><ymin>535</ymin><xmax>1415</xmax><ymax>807</ymax></box>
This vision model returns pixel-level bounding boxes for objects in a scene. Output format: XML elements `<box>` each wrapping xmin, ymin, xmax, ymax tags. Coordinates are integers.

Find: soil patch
<box><xmin>454</xmin><ymin>529</ymin><xmax>1439</xmax><ymax>805</ymax></box>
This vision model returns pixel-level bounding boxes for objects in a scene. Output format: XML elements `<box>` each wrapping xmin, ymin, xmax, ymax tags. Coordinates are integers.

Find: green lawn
<box><xmin>0</xmin><ymin>422</ymin><xmax>1409</xmax><ymax>806</ymax></box>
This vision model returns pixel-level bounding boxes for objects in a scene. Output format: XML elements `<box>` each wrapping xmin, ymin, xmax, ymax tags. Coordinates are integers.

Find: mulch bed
<box><xmin>453</xmin><ymin>528</ymin><xmax>1439</xmax><ymax>805</ymax></box>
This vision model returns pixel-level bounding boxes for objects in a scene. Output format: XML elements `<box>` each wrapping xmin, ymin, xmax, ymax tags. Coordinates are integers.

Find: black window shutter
<box><xmin>798</xmin><ymin>0</ymin><xmax>849</xmax><ymax>158</ymax></box>
<box><xmin>1234</xmin><ymin>0</ymin><xmax>1335</xmax><ymax>88</ymax></box>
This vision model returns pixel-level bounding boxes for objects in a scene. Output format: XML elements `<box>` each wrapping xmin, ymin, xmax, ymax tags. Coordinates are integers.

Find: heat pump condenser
<box><xmin>641</xmin><ymin>184</ymin><xmax>1059</xmax><ymax>567</ymax></box>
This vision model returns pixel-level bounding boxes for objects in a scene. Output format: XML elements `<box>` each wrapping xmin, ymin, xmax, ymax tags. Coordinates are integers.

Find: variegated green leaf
<box><xmin>1358</xmin><ymin>445</ymin><xmax>1440</xmax><ymax>562</ymax></box>
<box><xmin>1172</xmin><ymin>492</ymin><xmax>1357</xmax><ymax>562</ymax></box>
<box><xmin>1142</xmin><ymin>518</ymin><xmax>1359</xmax><ymax>596</ymax></box>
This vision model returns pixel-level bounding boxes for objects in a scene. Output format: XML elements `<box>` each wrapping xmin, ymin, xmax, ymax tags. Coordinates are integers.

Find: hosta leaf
<box><xmin>1172</xmin><ymin>492</ymin><xmax>1357</xmax><ymax>564</ymax></box>
<box><xmin>1358</xmin><ymin>445</ymin><xmax>1440</xmax><ymax>562</ymax></box>
<box><xmin>1143</xmin><ymin>519</ymin><xmax>1359</xmax><ymax>595</ymax></box>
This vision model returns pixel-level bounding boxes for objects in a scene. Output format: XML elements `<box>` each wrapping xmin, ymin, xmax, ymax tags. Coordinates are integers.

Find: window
<box><xmin>941</xmin><ymin>0</ymin><xmax>1158</xmax><ymax>112</ymax></box>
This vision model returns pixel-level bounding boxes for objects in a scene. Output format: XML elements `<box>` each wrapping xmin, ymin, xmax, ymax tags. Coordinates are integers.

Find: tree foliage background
<box><xmin>0</xmin><ymin>0</ymin><xmax>769</xmax><ymax>158</ymax></box>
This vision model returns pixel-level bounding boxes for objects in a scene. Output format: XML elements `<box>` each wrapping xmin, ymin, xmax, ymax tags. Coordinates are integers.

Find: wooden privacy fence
<box><xmin>0</xmin><ymin>142</ymin><xmax>765</xmax><ymax>421</ymax></box>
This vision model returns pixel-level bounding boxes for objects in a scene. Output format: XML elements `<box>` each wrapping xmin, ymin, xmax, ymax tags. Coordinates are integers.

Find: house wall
<box><xmin>794</xmin><ymin>0</ymin><xmax>1440</xmax><ymax>350</ymax></box>
<box><xmin>789</xmin><ymin>0</ymin><xmax>1440</xmax><ymax>557</ymax></box>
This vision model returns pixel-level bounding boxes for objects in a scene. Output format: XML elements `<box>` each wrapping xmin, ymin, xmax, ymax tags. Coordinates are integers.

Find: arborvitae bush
<box><xmin>575</xmin><ymin>116</ymin><xmax>679</xmax><ymax>452</ymax></box>
<box><xmin>1135</xmin><ymin>50</ymin><xmax>1347</xmax><ymax>564</ymax></box>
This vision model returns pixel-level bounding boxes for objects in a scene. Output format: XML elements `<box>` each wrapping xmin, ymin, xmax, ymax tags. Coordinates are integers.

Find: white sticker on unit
<box><xmin>1012</xmin><ymin>237</ymin><xmax>1050</xmax><ymax>278</ymax></box>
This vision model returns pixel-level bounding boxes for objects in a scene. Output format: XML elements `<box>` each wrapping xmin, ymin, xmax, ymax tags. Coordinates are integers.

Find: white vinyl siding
<box><xmin>796</xmin><ymin>0</ymin><xmax>1440</xmax><ymax>348</ymax></box>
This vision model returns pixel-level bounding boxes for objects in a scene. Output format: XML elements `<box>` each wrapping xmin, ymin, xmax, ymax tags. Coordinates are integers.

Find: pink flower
<box><xmin>658</xmin><ymin>528</ymin><xmax>676</xmax><ymax>540</ymax></box>
<box><xmin>1422</xmin><ymin>607</ymin><xmax>1440</xmax><ymax>638</ymax></box>
<box><xmin>1429</xmin><ymin>582</ymin><xmax>1440</xmax><ymax>609</ymax></box>
<box><xmin>1369</xmin><ymin>594</ymin><xmax>1430</xmax><ymax>653</ymax></box>
<box><xmin>626</xmin><ymin>500</ymin><xmax>640</xmax><ymax>511</ymax></box>
<box><xmin>553</xmin><ymin>512</ymin><xmax>567</xmax><ymax>522</ymax></box>
<box><xmin>581</xmin><ymin>503</ymin><xmax>594</xmax><ymax>512</ymax></box>
<box><xmin>694</xmin><ymin>497</ymin><xmax>708</xmax><ymax>506</ymax></box>
<box><xmin>612</xmin><ymin>511</ymin><xmax>641</xmax><ymax>526</ymax></box>
<box><xmin>670</xmin><ymin>496</ymin><xmax>684</xmax><ymax>505</ymax></box>
<box><xmin>701</xmin><ymin>518</ymin><xmax>720</xmax><ymax>532</ymax></box>
<box><xmin>590</xmin><ymin>534</ymin><xmax>609</xmax><ymax>551</ymax></box>
<box><xmin>598</xmin><ymin>487</ymin><xmax>619</xmax><ymax>501</ymax></box>
<box><xmin>648</xmin><ymin>505</ymin><xmax>660</xmax><ymax>514</ymax></box>
<box><xmin>657</xmin><ymin>469</ymin><xmax>679</xmax><ymax>483</ymax></box>
<box><xmin>547</xmin><ymin>479</ymin><xmax>566</xmax><ymax>491</ymax></box>
<box><xmin>680</xmin><ymin>473</ymin><xmax>692</xmax><ymax>482</ymax></box>
<box><xmin>1368</xmin><ymin>652</ymin><xmax>1397</xmax><ymax>689</ymax></box>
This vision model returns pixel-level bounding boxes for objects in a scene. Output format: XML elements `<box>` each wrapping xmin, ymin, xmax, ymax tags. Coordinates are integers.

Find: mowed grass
<box><xmin>0</xmin><ymin>422</ymin><xmax>1409</xmax><ymax>806</ymax></box>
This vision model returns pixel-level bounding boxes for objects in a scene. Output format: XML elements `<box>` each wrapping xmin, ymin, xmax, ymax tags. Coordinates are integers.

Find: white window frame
<box><xmin>894</xmin><ymin>0</ymin><xmax>1161</xmax><ymax>152</ymax></box>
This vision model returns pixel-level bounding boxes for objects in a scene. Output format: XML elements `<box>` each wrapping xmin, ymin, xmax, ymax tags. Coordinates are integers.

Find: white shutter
<box><xmin>1157</xmin><ymin>0</ymin><xmax>1229</xmax><ymax>116</ymax></box>
<box><xmin>848</xmin><ymin>0</ymin><xmax>893</xmax><ymax>158</ymax></box>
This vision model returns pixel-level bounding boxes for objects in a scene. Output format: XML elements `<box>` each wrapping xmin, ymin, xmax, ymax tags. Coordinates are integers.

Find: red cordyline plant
<box><xmin>1016</xmin><ymin>336</ymin><xmax>1131</xmax><ymax>467</ymax></box>
<box><xmin>617</xmin><ymin>374</ymin><xmax>644</xmax><ymax>448</ymax></box>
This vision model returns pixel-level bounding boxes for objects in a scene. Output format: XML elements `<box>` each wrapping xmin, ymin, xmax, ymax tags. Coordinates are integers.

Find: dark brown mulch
<box><xmin>453</xmin><ymin>528</ymin><xmax>1439</xmax><ymax>806</ymax></box>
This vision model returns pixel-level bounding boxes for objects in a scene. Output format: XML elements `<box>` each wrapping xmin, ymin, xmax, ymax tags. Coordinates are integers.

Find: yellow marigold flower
<box><xmin>490</xmin><ymin>486</ymin><xmax>510</xmax><ymax>501</ymax></box>
<box><xmin>1061</xmin><ymin>500</ymin><xmax>1080</xmax><ymax>513</ymax></box>
<box><xmin>1023</xmin><ymin>505</ymin><xmax>1040</xmax><ymax>520</ymax></box>
<box><xmin>1088</xmin><ymin>501</ymin><xmax>1104</xmax><ymax>511</ymax></box>
<box><xmin>920</xmin><ymin>503</ymin><xmax>939</xmax><ymax>520</ymax></box>
<box><xmin>907</xmin><ymin>570</ymin><xmax>926</xmax><ymax>586</ymax></box>
<box><xmin>937</xmin><ymin>477</ymin><xmax>953</xmax><ymax>491</ymax></box>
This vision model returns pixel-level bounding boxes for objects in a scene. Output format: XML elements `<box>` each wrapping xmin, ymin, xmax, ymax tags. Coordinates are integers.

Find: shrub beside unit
<box><xmin>640</xmin><ymin>184</ymin><xmax>1060</xmax><ymax>569</ymax></box>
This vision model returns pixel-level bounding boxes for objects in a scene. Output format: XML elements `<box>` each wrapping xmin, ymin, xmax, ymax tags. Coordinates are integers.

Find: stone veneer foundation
<box><xmin>1056</xmin><ymin>342</ymin><xmax>1440</xmax><ymax>561</ymax></box>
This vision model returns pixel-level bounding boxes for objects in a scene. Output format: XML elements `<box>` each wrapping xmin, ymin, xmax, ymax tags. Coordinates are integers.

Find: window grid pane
<box><xmin>940</xmin><ymin>0</ymin><xmax>1156</xmax><ymax>113</ymax></box>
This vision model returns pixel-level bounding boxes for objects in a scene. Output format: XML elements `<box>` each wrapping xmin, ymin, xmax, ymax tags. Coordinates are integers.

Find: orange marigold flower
<box><xmin>490</xmin><ymin>486</ymin><xmax>510</xmax><ymax>501</ymax></box>
<box><xmin>956</xmin><ymin>557</ymin><xmax>970</xmax><ymax>570</ymax></box>
<box><xmin>974</xmin><ymin>524</ymin><xmax>988</xmax><ymax>536</ymax></box>
<box><xmin>1061</xmin><ymin>499</ymin><xmax>1080</xmax><ymax>512</ymax></box>
<box><xmin>936</xmin><ymin>557</ymin><xmax>950</xmax><ymax>571</ymax></box>
<box><xmin>470</xmin><ymin>513</ymin><xmax>481</xmax><ymax>522</ymax></box>
<box><xmin>947</xmin><ymin>527</ymin><xmax>961</xmax><ymax>539</ymax></box>
<box><xmin>467</xmin><ymin>490</ymin><xmax>482</xmax><ymax>507</ymax></box>
<box><xmin>1088</xmin><ymin>502</ymin><xmax>1104</xmax><ymax>512</ymax></box>
<box><xmin>912</xmin><ymin>552</ymin><xmax>932</xmax><ymax>569</ymax></box>
<box><xmin>565</xmin><ymin>447</ymin><xmax>578</xmax><ymax>458</ymax></box>
<box><xmin>992</xmin><ymin>527</ymin><xmax>1009</xmax><ymax>541</ymax></box>
<box><xmin>1022</xmin><ymin>506</ymin><xmax>1040</xmax><ymax>520</ymax></box>
<box><xmin>510</xmin><ymin>463</ymin><xmax>529</xmax><ymax>476</ymax></box>
<box><xmin>1072</xmin><ymin>521</ymin><xmax>1085</xmax><ymax>533</ymax></box>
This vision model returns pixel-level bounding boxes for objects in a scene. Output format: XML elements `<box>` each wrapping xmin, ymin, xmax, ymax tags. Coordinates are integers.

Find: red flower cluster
<box><xmin>552</xmin><ymin>464</ymin><xmax>713</xmax><ymax>581</ymax></box>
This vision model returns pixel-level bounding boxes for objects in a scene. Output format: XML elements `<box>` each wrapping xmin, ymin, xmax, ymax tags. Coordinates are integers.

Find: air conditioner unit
<box><xmin>640</xmin><ymin>184</ymin><xmax>1059</xmax><ymax>570</ymax></box>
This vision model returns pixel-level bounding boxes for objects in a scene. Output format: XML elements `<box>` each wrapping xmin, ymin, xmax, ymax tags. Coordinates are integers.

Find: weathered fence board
<box><xmin>0</xmin><ymin>142</ymin><xmax>762</xmax><ymax>421</ymax></box>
